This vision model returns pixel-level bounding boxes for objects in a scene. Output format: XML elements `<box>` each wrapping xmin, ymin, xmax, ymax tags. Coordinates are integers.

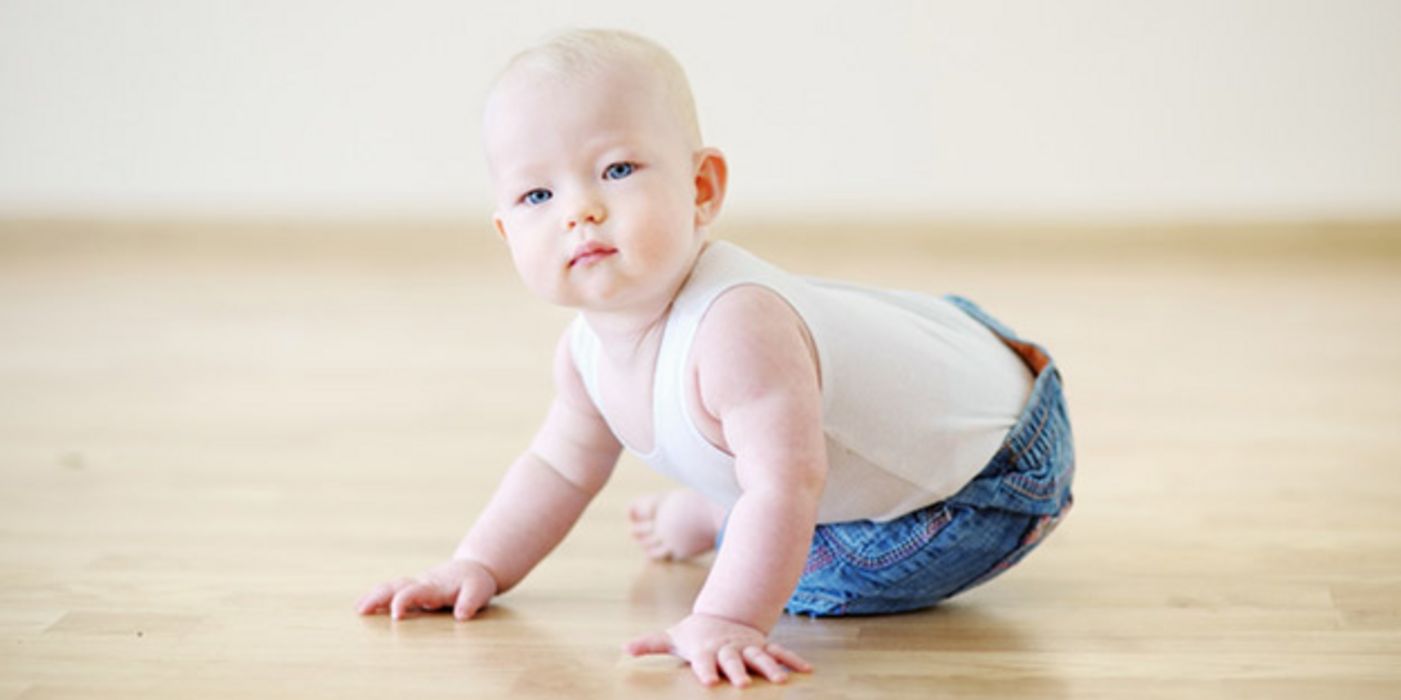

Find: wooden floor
<box><xmin>2</xmin><ymin>220</ymin><xmax>1399</xmax><ymax>698</ymax></box>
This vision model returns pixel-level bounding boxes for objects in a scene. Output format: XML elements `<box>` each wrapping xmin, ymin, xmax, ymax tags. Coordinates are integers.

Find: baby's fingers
<box><xmin>765</xmin><ymin>643</ymin><xmax>813</xmax><ymax>673</ymax></box>
<box><xmin>716</xmin><ymin>645</ymin><xmax>751</xmax><ymax>688</ymax></box>
<box><xmin>390</xmin><ymin>582</ymin><xmax>447</xmax><ymax>620</ymax></box>
<box><xmin>623</xmin><ymin>632</ymin><xmax>672</xmax><ymax>657</ymax></box>
<box><xmin>453</xmin><ymin>581</ymin><xmax>492</xmax><ymax>621</ymax></box>
<box><xmin>689</xmin><ymin>648</ymin><xmax>721</xmax><ymax>687</ymax></box>
<box><xmin>356</xmin><ymin>582</ymin><xmax>396</xmax><ymax>614</ymax></box>
<box><xmin>358</xmin><ymin>577</ymin><xmax>418</xmax><ymax>615</ymax></box>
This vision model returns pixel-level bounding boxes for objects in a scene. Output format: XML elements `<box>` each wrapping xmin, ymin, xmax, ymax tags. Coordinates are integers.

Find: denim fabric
<box><xmin>741</xmin><ymin>294</ymin><xmax>1076</xmax><ymax>617</ymax></box>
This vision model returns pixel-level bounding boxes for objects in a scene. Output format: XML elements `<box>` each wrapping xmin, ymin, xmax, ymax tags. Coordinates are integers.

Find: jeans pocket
<box><xmin>792</xmin><ymin>504</ymin><xmax>1021</xmax><ymax>615</ymax></box>
<box><xmin>819</xmin><ymin>506</ymin><xmax>953</xmax><ymax>572</ymax></box>
<box><xmin>945</xmin><ymin>495</ymin><xmax>1074</xmax><ymax>599</ymax></box>
<box><xmin>792</xmin><ymin>506</ymin><xmax>953</xmax><ymax>607</ymax></box>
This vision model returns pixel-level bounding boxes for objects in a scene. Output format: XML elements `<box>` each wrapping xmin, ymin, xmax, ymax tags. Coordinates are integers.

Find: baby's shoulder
<box><xmin>696</xmin><ymin>284</ymin><xmax>802</xmax><ymax>342</ymax></box>
<box><xmin>691</xmin><ymin>284</ymin><xmax>819</xmax><ymax>393</ymax></box>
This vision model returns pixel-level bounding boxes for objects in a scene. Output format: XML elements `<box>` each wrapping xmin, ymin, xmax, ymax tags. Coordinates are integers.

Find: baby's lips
<box><xmin>569</xmin><ymin>243</ymin><xmax>618</xmax><ymax>267</ymax></box>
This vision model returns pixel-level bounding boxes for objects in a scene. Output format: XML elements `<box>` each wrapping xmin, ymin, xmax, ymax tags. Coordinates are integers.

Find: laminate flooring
<box><xmin>2</xmin><ymin>222</ymin><xmax>1398</xmax><ymax>698</ymax></box>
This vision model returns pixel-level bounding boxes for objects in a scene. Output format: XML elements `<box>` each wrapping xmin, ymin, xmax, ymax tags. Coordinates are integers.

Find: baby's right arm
<box><xmin>356</xmin><ymin>328</ymin><xmax>622</xmax><ymax>620</ymax></box>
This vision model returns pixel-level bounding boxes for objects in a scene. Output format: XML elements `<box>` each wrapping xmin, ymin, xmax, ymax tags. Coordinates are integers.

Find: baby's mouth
<box><xmin>569</xmin><ymin>245</ymin><xmax>618</xmax><ymax>268</ymax></box>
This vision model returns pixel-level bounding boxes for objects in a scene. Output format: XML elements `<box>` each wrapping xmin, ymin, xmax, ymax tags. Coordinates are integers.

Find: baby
<box><xmin>357</xmin><ymin>28</ymin><xmax>1075</xmax><ymax>688</ymax></box>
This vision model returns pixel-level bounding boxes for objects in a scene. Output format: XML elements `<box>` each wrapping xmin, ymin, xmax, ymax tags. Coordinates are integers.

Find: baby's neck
<box><xmin>577</xmin><ymin>240</ymin><xmax>706</xmax><ymax>369</ymax></box>
<box><xmin>582</xmin><ymin>301</ymin><xmax>672</xmax><ymax>368</ymax></box>
<box><xmin>581</xmin><ymin>240</ymin><xmax>708</xmax><ymax>367</ymax></box>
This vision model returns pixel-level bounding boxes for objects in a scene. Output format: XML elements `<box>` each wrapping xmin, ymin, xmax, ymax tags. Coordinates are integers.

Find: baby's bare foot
<box><xmin>628</xmin><ymin>489</ymin><xmax>725</xmax><ymax>561</ymax></box>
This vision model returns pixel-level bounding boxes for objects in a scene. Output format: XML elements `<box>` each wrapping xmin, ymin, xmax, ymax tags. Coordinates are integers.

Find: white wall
<box><xmin>2</xmin><ymin>0</ymin><xmax>1399</xmax><ymax>221</ymax></box>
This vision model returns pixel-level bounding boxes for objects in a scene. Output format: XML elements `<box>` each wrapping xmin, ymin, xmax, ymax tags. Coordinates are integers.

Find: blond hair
<box><xmin>490</xmin><ymin>28</ymin><xmax>703</xmax><ymax>148</ymax></box>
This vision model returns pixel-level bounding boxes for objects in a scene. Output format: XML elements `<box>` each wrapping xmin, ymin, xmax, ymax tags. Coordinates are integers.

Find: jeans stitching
<box><xmin>822</xmin><ymin>507</ymin><xmax>952</xmax><ymax>571</ymax></box>
<box><xmin>802</xmin><ymin>538</ymin><xmax>836</xmax><ymax>575</ymax></box>
<box><xmin>1009</xmin><ymin>385</ymin><xmax>1052</xmax><ymax>469</ymax></box>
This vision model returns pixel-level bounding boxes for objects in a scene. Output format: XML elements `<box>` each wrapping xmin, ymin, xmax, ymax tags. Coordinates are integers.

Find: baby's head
<box><xmin>489</xmin><ymin>29</ymin><xmax>704</xmax><ymax>156</ymax></box>
<box><xmin>483</xmin><ymin>29</ymin><xmax>726</xmax><ymax>312</ymax></box>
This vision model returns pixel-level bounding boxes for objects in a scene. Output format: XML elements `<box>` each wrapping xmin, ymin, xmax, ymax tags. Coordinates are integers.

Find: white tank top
<box><xmin>570</xmin><ymin>241</ymin><xmax>1033</xmax><ymax>523</ymax></box>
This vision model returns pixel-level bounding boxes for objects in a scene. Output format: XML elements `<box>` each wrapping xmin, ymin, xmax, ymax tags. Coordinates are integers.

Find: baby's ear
<box><xmin>492</xmin><ymin>214</ymin><xmax>509</xmax><ymax>242</ymax></box>
<box><xmin>693</xmin><ymin>147</ymin><xmax>728</xmax><ymax>227</ymax></box>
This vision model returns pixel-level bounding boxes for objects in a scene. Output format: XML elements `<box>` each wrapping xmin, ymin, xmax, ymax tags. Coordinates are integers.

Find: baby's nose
<box><xmin>566</xmin><ymin>196</ymin><xmax>606</xmax><ymax>229</ymax></box>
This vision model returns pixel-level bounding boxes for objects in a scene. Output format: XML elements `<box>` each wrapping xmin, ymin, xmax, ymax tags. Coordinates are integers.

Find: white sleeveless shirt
<box><xmin>570</xmin><ymin>241</ymin><xmax>1033</xmax><ymax>523</ymax></box>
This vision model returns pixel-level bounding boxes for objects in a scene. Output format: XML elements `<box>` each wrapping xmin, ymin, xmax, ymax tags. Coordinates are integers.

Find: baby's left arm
<box><xmin>625</xmin><ymin>286</ymin><xmax>824</xmax><ymax>687</ymax></box>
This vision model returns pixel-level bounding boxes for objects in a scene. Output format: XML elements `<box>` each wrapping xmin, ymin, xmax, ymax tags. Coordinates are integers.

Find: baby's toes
<box><xmin>628</xmin><ymin>492</ymin><xmax>665</xmax><ymax>523</ymax></box>
<box><xmin>644</xmin><ymin>540</ymin><xmax>674</xmax><ymax>561</ymax></box>
<box><xmin>630</xmin><ymin>523</ymin><xmax>669</xmax><ymax>559</ymax></box>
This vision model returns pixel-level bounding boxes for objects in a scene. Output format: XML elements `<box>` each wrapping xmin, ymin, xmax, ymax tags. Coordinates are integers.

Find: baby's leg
<box><xmin>628</xmin><ymin>489</ymin><xmax>726</xmax><ymax>561</ymax></box>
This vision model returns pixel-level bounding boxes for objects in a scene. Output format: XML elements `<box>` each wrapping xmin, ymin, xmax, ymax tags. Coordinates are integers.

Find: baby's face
<box><xmin>484</xmin><ymin>63</ymin><xmax>709</xmax><ymax>312</ymax></box>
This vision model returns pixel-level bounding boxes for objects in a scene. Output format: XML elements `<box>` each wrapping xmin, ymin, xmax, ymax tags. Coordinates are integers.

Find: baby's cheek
<box><xmin>530</xmin><ymin>271</ymin><xmax>572</xmax><ymax>305</ymax></box>
<box><xmin>507</xmin><ymin>252</ymin><xmax>560</xmax><ymax>303</ymax></box>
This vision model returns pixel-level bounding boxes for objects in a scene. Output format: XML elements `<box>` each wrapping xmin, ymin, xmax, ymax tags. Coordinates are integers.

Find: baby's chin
<box><xmin>545</xmin><ymin>282</ymin><xmax>669</xmax><ymax>315</ymax></box>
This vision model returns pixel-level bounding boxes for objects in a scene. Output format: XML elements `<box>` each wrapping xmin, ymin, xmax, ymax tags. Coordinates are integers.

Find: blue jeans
<box><xmin>738</xmin><ymin>294</ymin><xmax>1076</xmax><ymax>617</ymax></box>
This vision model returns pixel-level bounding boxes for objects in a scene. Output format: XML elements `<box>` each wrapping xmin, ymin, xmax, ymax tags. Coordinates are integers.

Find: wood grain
<box><xmin>2</xmin><ymin>219</ymin><xmax>1399</xmax><ymax>698</ymax></box>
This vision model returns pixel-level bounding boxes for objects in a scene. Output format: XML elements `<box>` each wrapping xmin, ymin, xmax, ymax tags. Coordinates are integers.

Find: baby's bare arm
<box><xmin>455</xmin><ymin>329</ymin><xmax>623</xmax><ymax>590</ymax></box>
<box><xmin>358</xmin><ymin>329</ymin><xmax>622</xmax><ymax>618</ymax></box>
<box><xmin>691</xmin><ymin>287</ymin><xmax>826</xmax><ymax>631</ymax></box>
<box><xmin>626</xmin><ymin>287</ymin><xmax>823</xmax><ymax>687</ymax></box>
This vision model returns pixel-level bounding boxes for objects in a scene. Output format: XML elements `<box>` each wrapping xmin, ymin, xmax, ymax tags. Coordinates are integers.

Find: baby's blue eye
<box><xmin>604</xmin><ymin>162</ymin><xmax>635</xmax><ymax>180</ymax></box>
<box><xmin>522</xmin><ymin>189</ymin><xmax>552</xmax><ymax>205</ymax></box>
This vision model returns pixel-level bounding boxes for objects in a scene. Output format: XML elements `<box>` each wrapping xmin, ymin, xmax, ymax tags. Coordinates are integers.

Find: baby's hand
<box><xmin>356</xmin><ymin>559</ymin><xmax>499</xmax><ymax>621</ymax></box>
<box><xmin>625</xmin><ymin>613</ymin><xmax>813</xmax><ymax>688</ymax></box>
